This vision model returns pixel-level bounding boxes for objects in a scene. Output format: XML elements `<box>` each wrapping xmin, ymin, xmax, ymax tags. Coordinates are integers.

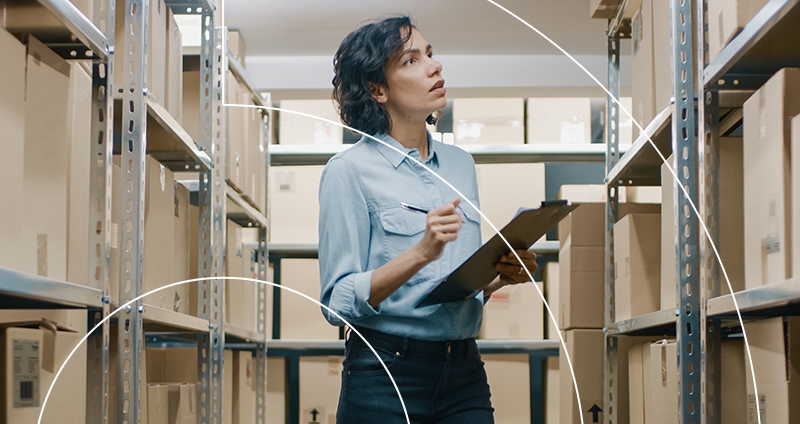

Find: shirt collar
<box><xmin>368</xmin><ymin>131</ymin><xmax>439</xmax><ymax>169</ymax></box>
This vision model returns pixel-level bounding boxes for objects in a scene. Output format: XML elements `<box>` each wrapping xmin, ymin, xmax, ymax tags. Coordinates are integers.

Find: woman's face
<box><xmin>377</xmin><ymin>27</ymin><xmax>446</xmax><ymax>124</ymax></box>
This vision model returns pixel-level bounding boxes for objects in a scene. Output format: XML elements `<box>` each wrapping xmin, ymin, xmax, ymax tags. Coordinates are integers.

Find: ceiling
<box><xmin>223</xmin><ymin>0</ymin><xmax>613</xmax><ymax>57</ymax></box>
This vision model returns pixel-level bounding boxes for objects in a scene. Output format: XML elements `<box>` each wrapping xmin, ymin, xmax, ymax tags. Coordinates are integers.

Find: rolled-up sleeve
<box><xmin>318</xmin><ymin>157</ymin><xmax>380</xmax><ymax>326</ymax></box>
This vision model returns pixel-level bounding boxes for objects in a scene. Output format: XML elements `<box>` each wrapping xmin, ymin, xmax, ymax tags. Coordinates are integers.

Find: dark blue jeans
<box><xmin>336</xmin><ymin>327</ymin><xmax>495</xmax><ymax>424</ymax></box>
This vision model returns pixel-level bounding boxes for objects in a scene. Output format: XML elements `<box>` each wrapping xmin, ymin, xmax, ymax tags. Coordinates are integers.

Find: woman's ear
<box><xmin>368</xmin><ymin>82</ymin><xmax>388</xmax><ymax>104</ymax></box>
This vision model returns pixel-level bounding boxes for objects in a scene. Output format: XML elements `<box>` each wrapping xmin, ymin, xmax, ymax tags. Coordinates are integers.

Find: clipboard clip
<box><xmin>540</xmin><ymin>199</ymin><xmax>570</xmax><ymax>208</ymax></box>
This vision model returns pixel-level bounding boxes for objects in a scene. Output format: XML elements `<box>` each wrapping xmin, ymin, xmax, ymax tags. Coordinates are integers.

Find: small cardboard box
<box><xmin>224</xmin><ymin>349</ymin><xmax>233</xmax><ymax>424</ymax></box>
<box><xmin>484</xmin><ymin>354</ymin><xmax>530</xmax><ymax>423</ymax></box>
<box><xmin>743</xmin><ymin>68</ymin><xmax>800</xmax><ymax>288</ymax></box>
<box><xmin>453</xmin><ymin>98</ymin><xmax>525</xmax><ymax>145</ymax></box>
<box><xmin>299</xmin><ymin>356</ymin><xmax>343</xmax><ymax>424</ymax></box>
<box><xmin>707</xmin><ymin>0</ymin><xmax>770</xmax><ymax>62</ymax></box>
<box><xmin>542</xmin><ymin>262</ymin><xmax>560</xmax><ymax>340</ymax></box>
<box><xmin>165</xmin><ymin>9</ymin><xmax>184</xmax><ymax>120</ymax></box>
<box><xmin>280</xmin><ymin>259</ymin><xmax>339</xmax><ymax>340</ymax></box>
<box><xmin>558</xmin><ymin>235</ymin><xmax>605</xmax><ymax>330</ymax></box>
<box><xmin>480</xmin><ymin>282</ymin><xmax>544</xmax><ymax>340</ymax></box>
<box><xmin>475</xmin><ymin>163</ymin><xmax>546</xmax><ymax>243</ymax></box>
<box><xmin>526</xmin><ymin>97</ymin><xmax>591</xmax><ymax>144</ymax></box>
<box><xmin>269</xmin><ymin>165</ymin><xmax>325</xmax><ymax>243</ymax></box>
<box><xmin>793</xmin><ymin>117</ymin><xmax>800</xmax><ymax>286</ymax></box>
<box><xmin>614</xmin><ymin>213</ymin><xmax>661</xmax><ymax>321</ymax></box>
<box><xmin>648</xmin><ymin>340</ymin><xmax>678</xmax><ymax>424</ymax></box>
<box><xmin>278</xmin><ymin>99</ymin><xmax>342</xmax><ymax>145</ymax></box>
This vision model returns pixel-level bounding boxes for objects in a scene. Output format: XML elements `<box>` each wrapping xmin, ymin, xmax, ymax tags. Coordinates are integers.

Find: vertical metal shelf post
<box><xmin>86</xmin><ymin>0</ymin><xmax>115</xmax><ymax>423</ymax></box>
<box><xmin>117</xmin><ymin>0</ymin><xmax>148</xmax><ymax>422</ymax></box>
<box><xmin>197</xmin><ymin>21</ymin><xmax>227</xmax><ymax>424</ymax></box>
<box><xmin>670</xmin><ymin>0</ymin><xmax>702</xmax><ymax>423</ymax></box>
<box><xmin>604</xmin><ymin>30</ymin><xmax>622</xmax><ymax>424</ymax></box>
<box><xmin>697</xmin><ymin>0</ymin><xmax>721</xmax><ymax>422</ymax></box>
<box><xmin>256</xmin><ymin>226</ymin><xmax>268</xmax><ymax>424</ymax></box>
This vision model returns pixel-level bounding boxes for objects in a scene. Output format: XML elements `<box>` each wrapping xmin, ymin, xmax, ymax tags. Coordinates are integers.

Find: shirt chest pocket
<box><xmin>378</xmin><ymin>207</ymin><xmax>433</xmax><ymax>284</ymax></box>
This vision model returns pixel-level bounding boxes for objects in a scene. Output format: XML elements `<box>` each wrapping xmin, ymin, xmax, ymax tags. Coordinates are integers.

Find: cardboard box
<box><xmin>269</xmin><ymin>165</ymin><xmax>324</xmax><ymax>243</ymax></box>
<box><xmin>559</xmin><ymin>329</ymin><xmax>604</xmax><ymax>424</ymax></box>
<box><xmin>526</xmin><ymin>97</ymin><xmax>591</xmax><ymax>144</ymax></box>
<box><xmin>280</xmin><ymin>259</ymin><xmax>339</xmax><ymax>340</ymax></box>
<box><xmin>707</xmin><ymin>0</ymin><xmax>770</xmax><ymax>62</ymax></box>
<box><xmin>484</xmin><ymin>354</ymin><xmax>530</xmax><ymax>423</ymax></box>
<box><xmin>299</xmin><ymin>356</ymin><xmax>343</xmax><ymax>424</ymax></box>
<box><xmin>628</xmin><ymin>342</ymin><xmax>647</xmax><ymax>424</ymax></box>
<box><xmin>721</xmin><ymin>338</ymin><xmax>747</xmax><ymax>424</ymax></box>
<box><xmin>743</xmin><ymin>317</ymin><xmax>800</xmax><ymax>424</ymax></box>
<box><xmin>181</xmin><ymin>70</ymin><xmax>200</xmax><ymax>140</ymax></box>
<box><xmin>226</xmin><ymin>72</ymin><xmax>246</xmax><ymax>192</ymax></box>
<box><xmin>4</xmin><ymin>0</ymin><xmax>96</xmax><ymax>29</ymax></box>
<box><xmin>168</xmin><ymin>383</ymin><xmax>197</xmax><ymax>424</ymax></box>
<box><xmin>0</xmin><ymin>310</ymin><xmax>87</xmax><ymax>334</ymax></box>
<box><xmin>453</xmin><ymin>98</ymin><xmax>524</xmax><ymax>145</ymax></box>
<box><xmin>225</xmin><ymin>220</ymin><xmax>257</xmax><ymax>331</ymax></box>
<box><xmin>233</xmin><ymin>351</ymin><xmax>255</xmax><ymax>424</ymax></box>
<box><xmin>631</xmin><ymin>0</ymin><xmax>655</xmax><ymax>138</ymax></box>
<box><xmin>22</xmin><ymin>36</ymin><xmax>71</xmax><ymax>280</ymax></box>
<box><xmin>114</xmin><ymin>0</ymin><xmax>167</xmax><ymax>104</ymax></box>
<box><xmin>278</xmin><ymin>99</ymin><xmax>342</xmax><ymax>145</ymax></box>
<box><xmin>244</xmin><ymin>92</ymin><xmax>265</xmax><ymax>207</ymax></box>
<box><xmin>626</xmin><ymin>186</ymin><xmax>661</xmax><ymax>204</ymax></box>
<box><xmin>558</xmin><ymin>235</ymin><xmax>605</xmax><ymax>330</ymax></box>
<box><xmin>228</xmin><ymin>30</ymin><xmax>246</xmax><ymax>67</ymax></box>
<box><xmin>147</xmin><ymin>384</ymin><xmax>169</xmax><ymax>424</ymax></box>
<box><xmin>557</xmin><ymin>202</ymin><xmax>660</xmax><ymax>249</ymax></box>
<box><xmin>267</xmin><ymin>356</ymin><xmax>286</xmax><ymax>423</ymax></box>
<box><xmin>224</xmin><ymin>349</ymin><xmax>233</xmax><ymax>424</ymax></box>
<box><xmin>660</xmin><ymin>157</ymin><xmax>677</xmax><ymax>310</ymax></box>
<box><xmin>648</xmin><ymin>340</ymin><xmax>678</xmax><ymax>424</ymax></box>
<box><xmin>743</xmin><ymin>68</ymin><xmax>800</xmax><ymax>288</ymax></box>
<box><xmin>480</xmin><ymin>282</ymin><xmax>544</xmax><ymax>339</ymax></box>
<box><xmin>720</xmin><ymin>137</ymin><xmax>745</xmax><ymax>295</ymax></box>
<box><xmin>614</xmin><ymin>213</ymin><xmax>661</xmax><ymax>321</ymax></box>
<box><xmin>475</xmin><ymin>163</ymin><xmax>546</xmax><ymax>243</ymax></box>
<box><xmin>0</xmin><ymin>28</ymin><xmax>26</xmax><ymax>272</ymax></box>
<box><xmin>793</xmin><ymin>117</ymin><xmax>800</xmax><ymax>286</ymax></box>
<box><xmin>108</xmin><ymin>330</ymin><xmax>149</xmax><ymax>424</ymax></box>
<box><xmin>173</xmin><ymin>182</ymin><xmax>191</xmax><ymax>314</ymax></box>
<box><xmin>542</xmin><ymin>262</ymin><xmax>560</xmax><ymax>340</ymax></box>
<box><xmin>545</xmin><ymin>356</ymin><xmax>559</xmax><ymax>424</ymax></box>
<box><xmin>146</xmin><ymin>347</ymin><xmax>198</xmax><ymax>384</ymax></box>
<box><xmin>165</xmin><ymin>9</ymin><xmax>183</xmax><ymax>121</ymax></box>
<box><xmin>557</xmin><ymin>184</ymin><xmax>626</xmax><ymax>205</ymax></box>
<box><xmin>651</xmin><ymin>0</ymin><xmax>672</xmax><ymax>115</ymax></box>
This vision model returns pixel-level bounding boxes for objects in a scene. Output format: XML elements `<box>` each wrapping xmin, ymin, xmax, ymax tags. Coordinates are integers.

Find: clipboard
<box><xmin>416</xmin><ymin>200</ymin><xmax>578</xmax><ymax>308</ymax></box>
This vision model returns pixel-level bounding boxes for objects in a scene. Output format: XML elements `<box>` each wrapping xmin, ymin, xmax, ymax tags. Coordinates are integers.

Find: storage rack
<box><xmin>0</xmin><ymin>1</ymin><xmax>272</xmax><ymax>423</ymax></box>
<box><xmin>603</xmin><ymin>0</ymin><xmax>800</xmax><ymax>423</ymax></box>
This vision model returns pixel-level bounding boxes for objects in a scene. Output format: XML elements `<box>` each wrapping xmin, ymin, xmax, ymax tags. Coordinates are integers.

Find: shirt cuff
<box><xmin>353</xmin><ymin>269</ymin><xmax>381</xmax><ymax>317</ymax></box>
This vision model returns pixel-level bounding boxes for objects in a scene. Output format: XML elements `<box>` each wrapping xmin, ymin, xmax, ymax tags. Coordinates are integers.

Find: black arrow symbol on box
<box><xmin>311</xmin><ymin>409</ymin><xmax>320</xmax><ymax>421</ymax></box>
<box><xmin>588</xmin><ymin>404</ymin><xmax>603</xmax><ymax>423</ymax></box>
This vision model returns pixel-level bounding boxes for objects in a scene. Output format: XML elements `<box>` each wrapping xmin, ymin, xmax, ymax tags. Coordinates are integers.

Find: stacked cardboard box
<box><xmin>114</xmin><ymin>0</ymin><xmax>168</xmax><ymax>104</ymax></box>
<box><xmin>631</xmin><ymin>0</ymin><xmax>673</xmax><ymax>138</ymax></box>
<box><xmin>707</xmin><ymin>0</ymin><xmax>770</xmax><ymax>62</ymax></box>
<box><xmin>299</xmin><ymin>356</ymin><xmax>343</xmax><ymax>424</ymax></box>
<box><xmin>614</xmin><ymin>213</ymin><xmax>661</xmax><ymax>321</ymax></box>
<box><xmin>453</xmin><ymin>98</ymin><xmax>524</xmax><ymax>145</ymax></box>
<box><xmin>479</xmin><ymin>282</ymin><xmax>544</xmax><ymax>340</ymax></box>
<box><xmin>266</xmin><ymin>356</ymin><xmax>287</xmax><ymax>422</ymax></box>
<box><xmin>526</xmin><ymin>98</ymin><xmax>592</xmax><ymax>144</ymax></box>
<box><xmin>279</xmin><ymin>259</ymin><xmax>339</xmax><ymax>340</ymax></box>
<box><xmin>484</xmin><ymin>354</ymin><xmax>531</xmax><ymax>423</ymax></box>
<box><xmin>279</xmin><ymin>99</ymin><xmax>342</xmax><ymax>145</ymax></box>
<box><xmin>225</xmin><ymin>220</ymin><xmax>258</xmax><ymax>331</ymax></box>
<box><xmin>268</xmin><ymin>165</ymin><xmax>325</xmax><ymax>243</ymax></box>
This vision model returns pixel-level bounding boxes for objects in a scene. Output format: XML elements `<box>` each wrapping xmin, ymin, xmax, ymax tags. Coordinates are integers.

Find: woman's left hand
<box><xmin>494</xmin><ymin>249</ymin><xmax>538</xmax><ymax>285</ymax></box>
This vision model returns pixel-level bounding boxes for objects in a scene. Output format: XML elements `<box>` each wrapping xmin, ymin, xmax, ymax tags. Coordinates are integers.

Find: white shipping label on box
<box><xmin>12</xmin><ymin>339</ymin><xmax>40</xmax><ymax>407</ymax></box>
<box><xmin>526</xmin><ymin>98</ymin><xmax>591</xmax><ymax>144</ymax></box>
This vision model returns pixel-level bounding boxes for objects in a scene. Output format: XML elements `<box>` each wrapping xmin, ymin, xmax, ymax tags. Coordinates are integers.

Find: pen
<box><xmin>400</xmin><ymin>202</ymin><xmax>429</xmax><ymax>214</ymax></box>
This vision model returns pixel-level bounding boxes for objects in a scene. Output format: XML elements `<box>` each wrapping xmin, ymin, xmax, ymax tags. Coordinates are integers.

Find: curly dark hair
<box><xmin>332</xmin><ymin>16</ymin><xmax>435</xmax><ymax>136</ymax></box>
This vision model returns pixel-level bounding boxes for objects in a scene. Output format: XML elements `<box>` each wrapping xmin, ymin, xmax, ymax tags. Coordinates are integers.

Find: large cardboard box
<box><xmin>626</xmin><ymin>186</ymin><xmax>661</xmax><ymax>204</ymax></box>
<box><xmin>720</xmin><ymin>137</ymin><xmax>745</xmax><ymax>295</ymax></box>
<box><xmin>631</xmin><ymin>0</ymin><xmax>655</xmax><ymax>138</ymax></box>
<box><xmin>614</xmin><ymin>214</ymin><xmax>661</xmax><ymax>321</ymax></box>
<box><xmin>542</xmin><ymin>262</ymin><xmax>560</xmax><ymax>340</ymax></box>
<box><xmin>707</xmin><ymin>0</ymin><xmax>770</xmax><ymax>62</ymax></box>
<box><xmin>628</xmin><ymin>341</ymin><xmax>652</xmax><ymax>424</ymax></box>
<box><xmin>558</xmin><ymin>235</ymin><xmax>605</xmax><ymax>330</ymax></box>
<box><xmin>453</xmin><ymin>98</ymin><xmax>524</xmax><ymax>145</ymax></box>
<box><xmin>147</xmin><ymin>384</ymin><xmax>169</xmax><ymax>424</ymax></box>
<box><xmin>743</xmin><ymin>68</ymin><xmax>800</xmax><ymax>288</ymax></box>
<box><xmin>244</xmin><ymin>92</ymin><xmax>265</xmax><ymax>208</ymax></box>
<box><xmin>475</xmin><ymin>163</ymin><xmax>546</xmax><ymax>243</ymax></box>
<box><xmin>559</xmin><ymin>329</ymin><xmax>604</xmax><ymax>424</ymax></box>
<box><xmin>226</xmin><ymin>220</ymin><xmax>258</xmax><ymax>331</ymax></box>
<box><xmin>526</xmin><ymin>97</ymin><xmax>591</xmax><ymax>144</ymax></box>
<box><xmin>0</xmin><ymin>28</ymin><xmax>26</xmax><ymax>272</ymax></box>
<box><xmin>545</xmin><ymin>356</ymin><xmax>559</xmax><ymax>424</ymax></box>
<box><xmin>269</xmin><ymin>165</ymin><xmax>324</xmax><ymax>243</ymax></box>
<box><xmin>722</xmin><ymin>338</ymin><xmax>747</xmax><ymax>424</ymax></box>
<box><xmin>484</xmin><ymin>354</ymin><xmax>530</xmax><ymax>423</ymax></box>
<box><xmin>279</xmin><ymin>99</ymin><xmax>342</xmax><ymax>145</ymax></box>
<box><xmin>299</xmin><ymin>356</ymin><xmax>343</xmax><ymax>424</ymax></box>
<box><xmin>233</xmin><ymin>351</ymin><xmax>255</xmax><ymax>424</ymax></box>
<box><xmin>168</xmin><ymin>383</ymin><xmax>197</xmax><ymax>424</ymax></box>
<box><xmin>267</xmin><ymin>356</ymin><xmax>287</xmax><ymax>423</ymax></box>
<box><xmin>146</xmin><ymin>347</ymin><xmax>198</xmax><ymax>384</ymax></box>
<box><xmin>165</xmin><ymin>9</ymin><xmax>183</xmax><ymax>120</ymax></box>
<box><xmin>66</xmin><ymin>62</ymin><xmax>93</xmax><ymax>286</ymax></box>
<box><xmin>480</xmin><ymin>282</ymin><xmax>544</xmax><ymax>339</ymax></box>
<box><xmin>743</xmin><ymin>317</ymin><xmax>800</xmax><ymax>424</ymax></box>
<box><xmin>22</xmin><ymin>37</ymin><xmax>71</xmax><ymax>280</ymax></box>
<box><xmin>0</xmin><ymin>310</ymin><xmax>87</xmax><ymax>334</ymax></box>
<box><xmin>648</xmin><ymin>340</ymin><xmax>678</xmax><ymax>424</ymax></box>
<box><xmin>557</xmin><ymin>202</ymin><xmax>660</xmax><ymax>249</ymax></box>
<box><xmin>0</xmin><ymin>325</ymin><xmax>87</xmax><ymax>424</ymax></box>
<box><xmin>651</xmin><ymin>0</ymin><xmax>672</xmax><ymax>115</ymax></box>
<box><xmin>173</xmin><ymin>182</ymin><xmax>191</xmax><ymax>314</ymax></box>
<box><xmin>661</xmin><ymin>157</ymin><xmax>677</xmax><ymax>310</ymax></box>
<box><xmin>226</xmin><ymin>72</ymin><xmax>247</xmax><ymax>192</ymax></box>
<box><xmin>181</xmin><ymin>70</ymin><xmax>201</xmax><ymax>140</ymax></box>
<box><xmin>114</xmin><ymin>0</ymin><xmax>167</xmax><ymax>104</ymax></box>
<box><xmin>280</xmin><ymin>259</ymin><xmax>339</xmax><ymax>340</ymax></box>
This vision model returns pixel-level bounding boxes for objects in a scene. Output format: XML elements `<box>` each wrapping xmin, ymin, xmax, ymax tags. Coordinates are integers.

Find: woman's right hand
<box><xmin>415</xmin><ymin>198</ymin><xmax>463</xmax><ymax>263</ymax></box>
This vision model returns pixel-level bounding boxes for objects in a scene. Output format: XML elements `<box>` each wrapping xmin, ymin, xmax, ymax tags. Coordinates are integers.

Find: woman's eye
<box><xmin>427</xmin><ymin>52</ymin><xmax>433</xmax><ymax>58</ymax></box>
<box><xmin>405</xmin><ymin>58</ymin><xmax>415</xmax><ymax>65</ymax></box>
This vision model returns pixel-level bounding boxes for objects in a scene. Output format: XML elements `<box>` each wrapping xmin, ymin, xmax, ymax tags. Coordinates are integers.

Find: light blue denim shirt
<box><xmin>318</xmin><ymin>131</ymin><xmax>484</xmax><ymax>341</ymax></box>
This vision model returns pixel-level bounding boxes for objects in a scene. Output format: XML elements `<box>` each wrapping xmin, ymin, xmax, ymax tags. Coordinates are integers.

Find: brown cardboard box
<box><xmin>173</xmin><ymin>182</ymin><xmax>191</xmax><ymax>314</ymax></box>
<box><xmin>648</xmin><ymin>340</ymin><xmax>678</xmax><ymax>424</ymax></box>
<box><xmin>229</xmin><ymin>30</ymin><xmax>246</xmax><ymax>67</ymax></box>
<box><xmin>280</xmin><ymin>259</ymin><xmax>339</xmax><ymax>340</ymax></box>
<box><xmin>651</xmin><ymin>0</ymin><xmax>672</xmax><ymax>115</ymax></box>
<box><xmin>631</xmin><ymin>0</ymin><xmax>655</xmax><ymax>138</ymax></box>
<box><xmin>269</xmin><ymin>165</ymin><xmax>325</xmax><ymax>243</ymax></box>
<box><xmin>233</xmin><ymin>351</ymin><xmax>255</xmax><ymax>424</ymax></box>
<box><xmin>267</xmin><ymin>356</ymin><xmax>287</xmax><ymax>423</ymax></box>
<box><xmin>114</xmin><ymin>0</ymin><xmax>167</xmax><ymax>104</ymax></box>
<box><xmin>743</xmin><ymin>317</ymin><xmax>800</xmax><ymax>424</ymax></box>
<box><xmin>720</xmin><ymin>137</ymin><xmax>745</xmax><ymax>295</ymax></box>
<box><xmin>227</xmin><ymin>72</ymin><xmax>246</xmax><ymax>192</ymax></box>
<box><xmin>556</xmin><ymin>184</ymin><xmax>626</xmax><ymax>205</ymax></box>
<box><xmin>559</xmin><ymin>329</ymin><xmax>604</xmax><ymax>424</ymax></box>
<box><xmin>224</xmin><ymin>349</ymin><xmax>233</xmax><ymax>424</ymax></box>
<box><xmin>165</xmin><ymin>9</ymin><xmax>183</xmax><ymax>121</ymax></box>
<box><xmin>484</xmin><ymin>354</ymin><xmax>530</xmax><ymax>423</ymax></box>
<box><xmin>453</xmin><ymin>98</ymin><xmax>524</xmax><ymax>145</ymax></box>
<box><xmin>181</xmin><ymin>70</ymin><xmax>200</xmax><ymax>139</ymax></box>
<box><xmin>108</xmin><ymin>330</ymin><xmax>149</xmax><ymax>424</ymax></box>
<box><xmin>743</xmin><ymin>68</ymin><xmax>800</xmax><ymax>288</ymax></box>
<box><xmin>0</xmin><ymin>28</ymin><xmax>26</xmax><ymax>272</ymax></box>
<box><xmin>5</xmin><ymin>0</ymin><xmax>96</xmax><ymax>28</ymax></box>
<box><xmin>626</xmin><ymin>186</ymin><xmax>661</xmax><ymax>203</ymax></box>
<box><xmin>22</xmin><ymin>36</ymin><xmax>71</xmax><ymax>280</ymax></box>
<box><xmin>542</xmin><ymin>262</ymin><xmax>560</xmax><ymax>340</ymax></box>
<box><xmin>721</xmin><ymin>338</ymin><xmax>747</xmax><ymax>424</ymax></box>
<box><xmin>299</xmin><ymin>356</ymin><xmax>343</xmax><ymax>424</ymax></box>
<box><xmin>557</xmin><ymin>202</ymin><xmax>660</xmax><ymax>249</ymax></box>
<box><xmin>0</xmin><ymin>310</ymin><xmax>87</xmax><ymax>334</ymax></box>
<box><xmin>147</xmin><ymin>384</ymin><xmax>169</xmax><ymax>424</ymax></box>
<box><xmin>66</xmin><ymin>62</ymin><xmax>93</xmax><ymax>286</ymax></box>
<box><xmin>545</xmin><ymin>356</ymin><xmax>559</xmax><ymax>424</ymax></box>
<box><xmin>480</xmin><ymin>282</ymin><xmax>544</xmax><ymax>339</ymax></box>
<box><xmin>526</xmin><ymin>98</ymin><xmax>591</xmax><ymax>144</ymax></box>
<box><xmin>793</xmin><ymin>117</ymin><xmax>800</xmax><ymax>286</ymax></box>
<box><xmin>476</xmin><ymin>163</ymin><xmax>546</xmax><ymax>243</ymax></box>
<box><xmin>707</xmin><ymin>0</ymin><xmax>770</xmax><ymax>62</ymax></box>
<box><xmin>558</xmin><ymin>235</ymin><xmax>605</xmax><ymax>330</ymax></box>
<box><xmin>146</xmin><ymin>347</ymin><xmax>198</xmax><ymax>384</ymax></box>
<box><xmin>244</xmin><ymin>91</ymin><xmax>264</xmax><ymax>206</ymax></box>
<box><xmin>168</xmin><ymin>383</ymin><xmax>197</xmax><ymax>424</ymax></box>
<box><xmin>628</xmin><ymin>342</ymin><xmax>645</xmax><ymax>424</ymax></box>
<box><xmin>661</xmin><ymin>157</ymin><xmax>677</xmax><ymax>311</ymax></box>
<box><xmin>226</xmin><ymin>220</ymin><xmax>258</xmax><ymax>331</ymax></box>
<box><xmin>614</xmin><ymin>213</ymin><xmax>661</xmax><ymax>321</ymax></box>
<box><xmin>278</xmin><ymin>99</ymin><xmax>342</xmax><ymax>145</ymax></box>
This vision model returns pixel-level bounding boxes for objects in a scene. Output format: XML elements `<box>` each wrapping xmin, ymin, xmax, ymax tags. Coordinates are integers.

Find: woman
<box><xmin>318</xmin><ymin>16</ymin><xmax>538</xmax><ymax>423</ymax></box>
